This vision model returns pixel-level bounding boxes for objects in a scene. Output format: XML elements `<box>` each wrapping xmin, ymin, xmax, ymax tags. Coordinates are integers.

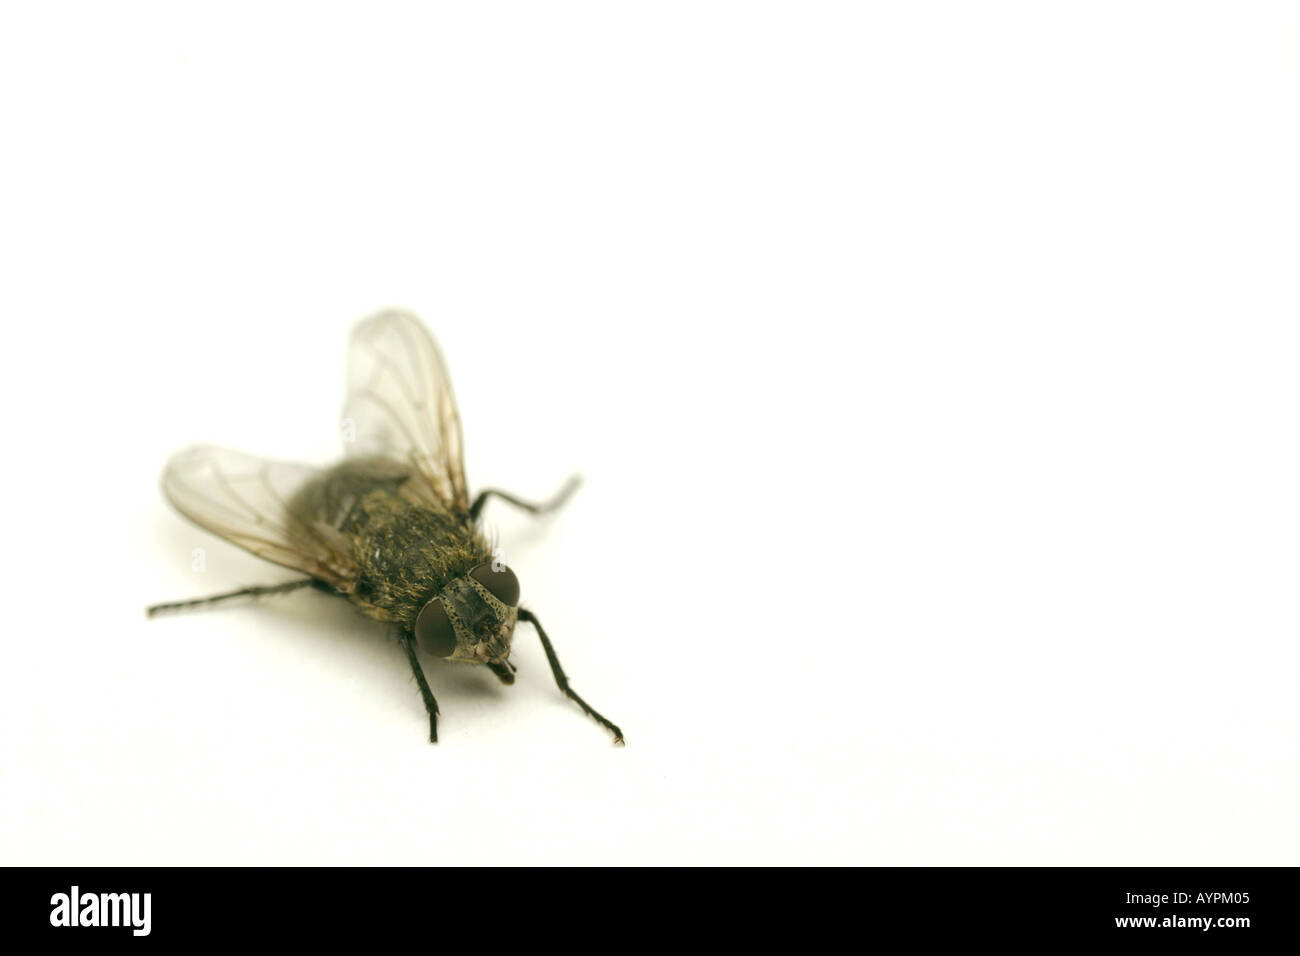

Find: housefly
<box><xmin>148</xmin><ymin>310</ymin><xmax>622</xmax><ymax>745</ymax></box>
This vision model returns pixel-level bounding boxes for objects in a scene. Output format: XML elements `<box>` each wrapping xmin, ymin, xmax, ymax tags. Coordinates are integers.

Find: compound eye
<box><xmin>415</xmin><ymin>598</ymin><xmax>457</xmax><ymax>657</ymax></box>
<box><xmin>470</xmin><ymin>563</ymin><xmax>520</xmax><ymax>606</ymax></box>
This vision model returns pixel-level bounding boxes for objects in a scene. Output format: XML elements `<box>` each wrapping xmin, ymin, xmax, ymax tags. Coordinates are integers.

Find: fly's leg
<box><xmin>518</xmin><ymin>608</ymin><xmax>623</xmax><ymax>745</ymax></box>
<box><xmin>401</xmin><ymin>632</ymin><xmax>441</xmax><ymax>743</ymax></box>
<box><xmin>469</xmin><ymin>475</ymin><xmax>582</xmax><ymax>522</ymax></box>
<box><xmin>146</xmin><ymin>578</ymin><xmax>319</xmax><ymax>618</ymax></box>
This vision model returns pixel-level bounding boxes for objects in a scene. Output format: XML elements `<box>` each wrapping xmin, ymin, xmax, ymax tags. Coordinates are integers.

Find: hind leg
<box><xmin>146</xmin><ymin>579</ymin><xmax>318</xmax><ymax>617</ymax></box>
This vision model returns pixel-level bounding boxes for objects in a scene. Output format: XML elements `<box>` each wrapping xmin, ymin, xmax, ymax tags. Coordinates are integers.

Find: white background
<box><xmin>1</xmin><ymin>2</ymin><xmax>1297</xmax><ymax>865</ymax></box>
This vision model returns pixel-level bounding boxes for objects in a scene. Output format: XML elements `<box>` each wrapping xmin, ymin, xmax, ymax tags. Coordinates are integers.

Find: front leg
<box><xmin>400</xmin><ymin>632</ymin><xmax>440</xmax><ymax>743</ymax></box>
<box><xmin>518</xmin><ymin>608</ymin><xmax>623</xmax><ymax>745</ymax></box>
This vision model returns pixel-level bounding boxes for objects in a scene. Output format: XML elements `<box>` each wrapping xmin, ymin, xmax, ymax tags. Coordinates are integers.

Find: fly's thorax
<box><xmin>302</xmin><ymin>464</ymin><xmax>492</xmax><ymax>626</ymax></box>
<box><xmin>414</xmin><ymin>563</ymin><xmax>521</xmax><ymax>664</ymax></box>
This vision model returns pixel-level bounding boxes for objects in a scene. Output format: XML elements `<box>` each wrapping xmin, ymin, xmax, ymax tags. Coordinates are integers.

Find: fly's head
<box><xmin>413</xmin><ymin>563</ymin><xmax>520</xmax><ymax>665</ymax></box>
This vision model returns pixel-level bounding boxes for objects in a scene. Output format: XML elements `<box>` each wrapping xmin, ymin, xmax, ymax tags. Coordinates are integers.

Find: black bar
<box><xmin>4</xmin><ymin>867</ymin><xmax>1293</xmax><ymax>944</ymax></box>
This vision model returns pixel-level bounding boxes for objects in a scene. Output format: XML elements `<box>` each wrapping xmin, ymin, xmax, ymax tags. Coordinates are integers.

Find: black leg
<box><xmin>146</xmin><ymin>579</ymin><xmax>317</xmax><ymax>618</ymax></box>
<box><xmin>469</xmin><ymin>474</ymin><xmax>582</xmax><ymax>522</ymax></box>
<box><xmin>518</xmin><ymin>608</ymin><xmax>623</xmax><ymax>745</ymax></box>
<box><xmin>401</xmin><ymin>632</ymin><xmax>440</xmax><ymax>743</ymax></box>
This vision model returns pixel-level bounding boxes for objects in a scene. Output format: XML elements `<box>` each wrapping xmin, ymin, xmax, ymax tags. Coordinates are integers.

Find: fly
<box><xmin>147</xmin><ymin>309</ymin><xmax>623</xmax><ymax>745</ymax></box>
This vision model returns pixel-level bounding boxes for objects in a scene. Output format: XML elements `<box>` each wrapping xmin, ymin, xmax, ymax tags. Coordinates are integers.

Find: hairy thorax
<box><xmin>292</xmin><ymin>457</ymin><xmax>492</xmax><ymax>626</ymax></box>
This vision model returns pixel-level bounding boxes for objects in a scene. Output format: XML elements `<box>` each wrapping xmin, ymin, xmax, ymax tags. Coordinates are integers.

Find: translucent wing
<box><xmin>162</xmin><ymin>445</ymin><xmax>359</xmax><ymax>592</ymax></box>
<box><xmin>342</xmin><ymin>309</ymin><xmax>469</xmax><ymax>512</ymax></box>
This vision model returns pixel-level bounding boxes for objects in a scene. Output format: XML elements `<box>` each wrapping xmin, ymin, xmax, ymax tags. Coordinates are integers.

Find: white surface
<box><xmin>1</xmin><ymin>2</ymin><xmax>1298</xmax><ymax>865</ymax></box>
